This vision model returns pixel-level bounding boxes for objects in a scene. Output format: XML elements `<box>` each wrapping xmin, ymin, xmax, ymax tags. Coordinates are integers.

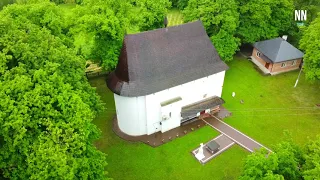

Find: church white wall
<box><xmin>114</xmin><ymin>71</ymin><xmax>226</xmax><ymax>136</ymax></box>
<box><xmin>114</xmin><ymin>94</ymin><xmax>147</xmax><ymax>136</ymax></box>
<box><xmin>160</xmin><ymin>102</ymin><xmax>182</xmax><ymax>133</ymax></box>
<box><xmin>145</xmin><ymin>71</ymin><xmax>226</xmax><ymax>135</ymax></box>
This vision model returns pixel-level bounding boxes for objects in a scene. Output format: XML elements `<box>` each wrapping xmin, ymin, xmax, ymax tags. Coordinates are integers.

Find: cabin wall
<box><xmin>271</xmin><ymin>59</ymin><xmax>302</xmax><ymax>73</ymax></box>
<box><xmin>252</xmin><ymin>48</ymin><xmax>267</xmax><ymax>66</ymax></box>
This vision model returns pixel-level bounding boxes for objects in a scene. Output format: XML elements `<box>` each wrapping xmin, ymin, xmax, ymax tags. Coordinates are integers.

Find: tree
<box><xmin>177</xmin><ymin>0</ymin><xmax>189</xmax><ymax>10</ymax></box>
<box><xmin>0</xmin><ymin>0</ymin><xmax>15</xmax><ymax>10</ymax></box>
<box><xmin>135</xmin><ymin>0</ymin><xmax>171</xmax><ymax>31</ymax></box>
<box><xmin>237</xmin><ymin>0</ymin><xmax>296</xmax><ymax>44</ymax></box>
<box><xmin>239</xmin><ymin>136</ymin><xmax>320</xmax><ymax>180</ymax></box>
<box><xmin>183</xmin><ymin>0</ymin><xmax>240</xmax><ymax>61</ymax></box>
<box><xmin>70</xmin><ymin>0</ymin><xmax>171</xmax><ymax>70</ymax></box>
<box><xmin>302</xmin><ymin>136</ymin><xmax>320</xmax><ymax>180</ymax></box>
<box><xmin>0</xmin><ymin>2</ymin><xmax>106</xmax><ymax>179</ymax></box>
<box><xmin>169</xmin><ymin>0</ymin><xmax>178</xmax><ymax>7</ymax></box>
<box><xmin>8</xmin><ymin>0</ymin><xmax>74</xmax><ymax>47</ymax></box>
<box><xmin>239</xmin><ymin>136</ymin><xmax>304</xmax><ymax>180</ymax></box>
<box><xmin>273</xmin><ymin>141</ymin><xmax>304</xmax><ymax>180</ymax></box>
<box><xmin>70</xmin><ymin>0</ymin><xmax>131</xmax><ymax>70</ymax></box>
<box><xmin>300</xmin><ymin>15</ymin><xmax>320</xmax><ymax>80</ymax></box>
<box><xmin>239</xmin><ymin>148</ymin><xmax>283</xmax><ymax>180</ymax></box>
<box><xmin>168</xmin><ymin>0</ymin><xmax>187</xmax><ymax>10</ymax></box>
<box><xmin>294</xmin><ymin>0</ymin><xmax>320</xmax><ymax>24</ymax></box>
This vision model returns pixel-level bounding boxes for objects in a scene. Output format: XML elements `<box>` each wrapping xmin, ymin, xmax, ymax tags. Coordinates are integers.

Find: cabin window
<box><xmin>281</xmin><ymin>63</ymin><xmax>286</xmax><ymax>68</ymax></box>
<box><xmin>256</xmin><ymin>51</ymin><xmax>261</xmax><ymax>57</ymax></box>
<box><xmin>292</xmin><ymin>60</ymin><xmax>297</xmax><ymax>66</ymax></box>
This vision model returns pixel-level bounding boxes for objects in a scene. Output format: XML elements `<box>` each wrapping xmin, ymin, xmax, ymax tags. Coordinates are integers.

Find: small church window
<box><xmin>292</xmin><ymin>60</ymin><xmax>297</xmax><ymax>66</ymax></box>
<box><xmin>281</xmin><ymin>63</ymin><xmax>286</xmax><ymax>68</ymax></box>
<box><xmin>169</xmin><ymin>112</ymin><xmax>171</xmax><ymax>117</ymax></box>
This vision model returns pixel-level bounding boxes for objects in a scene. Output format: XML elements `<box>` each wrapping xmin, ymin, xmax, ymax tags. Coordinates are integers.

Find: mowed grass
<box><xmin>167</xmin><ymin>9</ymin><xmax>184</xmax><ymax>26</ymax></box>
<box><xmin>90</xmin><ymin>76</ymin><xmax>248</xmax><ymax>180</ymax></box>
<box><xmin>222</xmin><ymin>56</ymin><xmax>320</xmax><ymax>147</ymax></box>
<box><xmin>89</xmin><ymin>57</ymin><xmax>320</xmax><ymax>179</ymax></box>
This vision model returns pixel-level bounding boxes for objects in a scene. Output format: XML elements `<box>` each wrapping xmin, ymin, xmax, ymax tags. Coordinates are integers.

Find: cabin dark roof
<box><xmin>253</xmin><ymin>37</ymin><xmax>304</xmax><ymax>63</ymax></box>
<box><xmin>107</xmin><ymin>21</ymin><xmax>229</xmax><ymax>97</ymax></box>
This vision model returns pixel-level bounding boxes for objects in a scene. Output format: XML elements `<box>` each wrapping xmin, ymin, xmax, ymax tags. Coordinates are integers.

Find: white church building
<box><xmin>107</xmin><ymin>21</ymin><xmax>229</xmax><ymax>136</ymax></box>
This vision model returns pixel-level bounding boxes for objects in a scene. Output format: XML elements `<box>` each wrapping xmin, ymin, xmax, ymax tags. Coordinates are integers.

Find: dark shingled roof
<box><xmin>253</xmin><ymin>37</ymin><xmax>304</xmax><ymax>63</ymax></box>
<box><xmin>107</xmin><ymin>21</ymin><xmax>229</xmax><ymax>97</ymax></box>
<box><xmin>181</xmin><ymin>96</ymin><xmax>224</xmax><ymax>119</ymax></box>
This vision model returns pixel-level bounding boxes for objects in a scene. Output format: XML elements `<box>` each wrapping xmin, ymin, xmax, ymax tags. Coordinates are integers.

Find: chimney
<box><xmin>282</xmin><ymin>35</ymin><xmax>288</xmax><ymax>41</ymax></box>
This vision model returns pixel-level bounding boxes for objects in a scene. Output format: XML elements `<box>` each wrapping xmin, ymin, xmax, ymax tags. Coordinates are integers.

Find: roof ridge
<box><xmin>274</xmin><ymin>38</ymin><xmax>284</xmax><ymax>61</ymax></box>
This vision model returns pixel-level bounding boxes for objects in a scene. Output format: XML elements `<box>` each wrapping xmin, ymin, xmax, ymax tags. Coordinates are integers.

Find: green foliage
<box><xmin>169</xmin><ymin>0</ymin><xmax>178</xmax><ymax>7</ymax></box>
<box><xmin>135</xmin><ymin>0</ymin><xmax>171</xmax><ymax>31</ymax></box>
<box><xmin>177</xmin><ymin>0</ymin><xmax>188</xmax><ymax>10</ymax></box>
<box><xmin>294</xmin><ymin>0</ymin><xmax>320</xmax><ymax>25</ymax></box>
<box><xmin>46</xmin><ymin>0</ymin><xmax>83</xmax><ymax>5</ymax></box>
<box><xmin>183</xmin><ymin>0</ymin><xmax>240</xmax><ymax>61</ymax></box>
<box><xmin>273</xmin><ymin>141</ymin><xmax>304</xmax><ymax>180</ymax></box>
<box><xmin>70</xmin><ymin>0</ymin><xmax>131</xmax><ymax>70</ymax></box>
<box><xmin>237</xmin><ymin>0</ymin><xmax>295</xmax><ymax>44</ymax></box>
<box><xmin>211</xmin><ymin>30</ymin><xmax>240</xmax><ymax>62</ymax></box>
<box><xmin>302</xmin><ymin>136</ymin><xmax>320</xmax><ymax>180</ymax></box>
<box><xmin>170</xmin><ymin>0</ymin><xmax>188</xmax><ymax>10</ymax></box>
<box><xmin>50</xmin><ymin>0</ymin><xmax>64</xmax><ymax>4</ymax></box>
<box><xmin>0</xmin><ymin>0</ymin><xmax>15</xmax><ymax>10</ymax></box>
<box><xmin>239</xmin><ymin>148</ymin><xmax>283</xmax><ymax>180</ymax></box>
<box><xmin>4</xmin><ymin>0</ymin><xmax>73</xmax><ymax>47</ymax></box>
<box><xmin>300</xmin><ymin>15</ymin><xmax>320</xmax><ymax>80</ymax></box>
<box><xmin>70</xmin><ymin>0</ymin><xmax>170</xmax><ymax>70</ymax></box>
<box><xmin>240</xmin><ymin>136</ymin><xmax>320</xmax><ymax>180</ymax></box>
<box><xmin>0</xmin><ymin>2</ymin><xmax>106</xmax><ymax>179</ymax></box>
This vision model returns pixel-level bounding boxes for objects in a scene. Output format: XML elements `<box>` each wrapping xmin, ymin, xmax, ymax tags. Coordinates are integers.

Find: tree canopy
<box><xmin>237</xmin><ymin>0</ymin><xmax>296</xmax><ymax>44</ymax></box>
<box><xmin>183</xmin><ymin>0</ymin><xmax>240</xmax><ymax>61</ymax></box>
<box><xmin>240</xmin><ymin>136</ymin><xmax>320</xmax><ymax>180</ymax></box>
<box><xmin>169</xmin><ymin>0</ymin><xmax>189</xmax><ymax>10</ymax></box>
<box><xmin>135</xmin><ymin>0</ymin><xmax>171</xmax><ymax>31</ymax></box>
<box><xmin>0</xmin><ymin>1</ymin><xmax>174</xmax><ymax>178</ymax></box>
<box><xmin>300</xmin><ymin>15</ymin><xmax>320</xmax><ymax>80</ymax></box>
<box><xmin>182</xmin><ymin>0</ymin><xmax>299</xmax><ymax>61</ymax></box>
<box><xmin>70</xmin><ymin>0</ymin><xmax>130</xmax><ymax>70</ymax></box>
<box><xmin>294</xmin><ymin>0</ymin><xmax>320</xmax><ymax>24</ymax></box>
<box><xmin>70</xmin><ymin>0</ymin><xmax>170</xmax><ymax>70</ymax></box>
<box><xmin>0</xmin><ymin>2</ymin><xmax>106</xmax><ymax>179</ymax></box>
<box><xmin>302</xmin><ymin>136</ymin><xmax>320</xmax><ymax>179</ymax></box>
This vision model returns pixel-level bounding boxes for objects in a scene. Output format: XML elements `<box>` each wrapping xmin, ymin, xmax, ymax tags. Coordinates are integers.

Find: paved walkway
<box><xmin>202</xmin><ymin>115</ymin><xmax>272</xmax><ymax>153</ymax></box>
<box><xmin>192</xmin><ymin>134</ymin><xmax>235</xmax><ymax>164</ymax></box>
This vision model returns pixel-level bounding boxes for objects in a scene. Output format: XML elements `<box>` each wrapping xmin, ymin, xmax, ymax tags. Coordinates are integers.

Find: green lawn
<box><xmin>90</xmin><ymin>76</ymin><xmax>247</xmax><ymax>180</ymax></box>
<box><xmin>222</xmin><ymin>56</ymin><xmax>320</xmax><ymax>148</ymax></box>
<box><xmin>167</xmin><ymin>9</ymin><xmax>184</xmax><ymax>27</ymax></box>
<box><xmin>89</xmin><ymin>57</ymin><xmax>320</xmax><ymax>180</ymax></box>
